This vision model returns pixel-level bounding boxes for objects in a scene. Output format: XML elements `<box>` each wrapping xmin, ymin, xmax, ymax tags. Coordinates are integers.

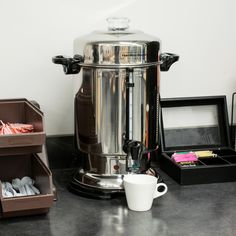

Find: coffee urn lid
<box><xmin>73</xmin><ymin>17</ymin><xmax>161</xmax><ymax>67</ymax></box>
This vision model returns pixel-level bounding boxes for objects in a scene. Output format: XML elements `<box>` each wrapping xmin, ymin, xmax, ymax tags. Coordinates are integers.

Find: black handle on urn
<box><xmin>160</xmin><ymin>53</ymin><xmax>179</xmax><ymax>71</ymax></box>
<box><xmin>52</xmin><ymin>55</ymin><xmax>84</xmax><ymax>74</ymax></box>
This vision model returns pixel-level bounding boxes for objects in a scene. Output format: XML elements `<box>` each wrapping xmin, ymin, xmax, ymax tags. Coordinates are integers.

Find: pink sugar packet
<box><xmin>172</xmin><ymin>152</ymin><xmax>198</xmax><ymax>163</ymax></box>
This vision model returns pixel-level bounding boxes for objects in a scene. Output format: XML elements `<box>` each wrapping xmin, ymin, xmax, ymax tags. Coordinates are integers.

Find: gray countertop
<box><xmin>1</xmin><ymin>168</ymin><xmax>236</xmax><ymax>236</ymax></box>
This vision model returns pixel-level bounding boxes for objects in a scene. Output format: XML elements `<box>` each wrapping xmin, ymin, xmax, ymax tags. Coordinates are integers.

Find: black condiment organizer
<box><xmin>159</xmin><ymin>96</ymin><xmax>236</xmax><ymax>185</ymax></box>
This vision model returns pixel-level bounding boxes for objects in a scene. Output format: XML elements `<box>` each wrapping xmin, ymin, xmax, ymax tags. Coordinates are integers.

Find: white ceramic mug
<box><xmin>123</xmin><ymin>174</ymin><xmax>168</xmax><ymax>211</ymax></box>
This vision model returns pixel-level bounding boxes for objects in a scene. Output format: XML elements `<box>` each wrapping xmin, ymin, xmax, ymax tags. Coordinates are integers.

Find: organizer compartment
<box><xmin>0</xmin><ymin>99</ymin><xmax>45</xmax><ymax>155</ymax></box>
<box><xmin>221</xmin><ymin>156</ymin><xmax>236</xmax><ymax>164</ymax></box>
<box><xmin>214</xmin><ymin>149</ymin><xmax>236</xmax><ymax>156</ymax></box>
<box><xmin>0</xmin><ymin>154</ymin><xmax>54</xmax><ymax>218</ymax></box>
<box><xmin>199</xmin><ymin>157</ymin><xmax>230</xmax><ymax>165</ymax></box>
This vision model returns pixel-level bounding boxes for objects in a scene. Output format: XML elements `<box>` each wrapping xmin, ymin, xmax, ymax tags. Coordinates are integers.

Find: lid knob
<box><xmin>107</xmin><ymin>17</ymin><xmax>130</xmax><ymax>31</ymax></box>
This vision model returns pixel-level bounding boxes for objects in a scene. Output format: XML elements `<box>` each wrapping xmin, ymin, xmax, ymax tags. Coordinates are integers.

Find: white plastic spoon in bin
<box><xmin>12</xmin><ymin>178</ymin><xmax>27</xmax><ymax>196</ymax></box>
<box><xmin>21</xmin><ymin>176</ymin><xmax>40</xmax><ymax>195</ymax></box>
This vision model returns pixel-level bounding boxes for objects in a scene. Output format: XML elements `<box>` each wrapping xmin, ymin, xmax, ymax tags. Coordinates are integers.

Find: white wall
<box><xmin>0</xmin><ymin>0</ymin><xmax>236</xmax><ymax>135</ymax></box>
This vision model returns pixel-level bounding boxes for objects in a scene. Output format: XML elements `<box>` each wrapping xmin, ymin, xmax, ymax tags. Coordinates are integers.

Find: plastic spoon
<box><xmin>21</xmin><ymin>176</ymin><xmax>40</xmax><ymax>195</ymax></box>
<box><xmin>12</xmin><ymin>178</ymin><xmax>27</xmax><ymax>196</ymax></box>
<box><xmin>2</xmin><ymin>182</ymin><xmax>19</xmax><ymax>197</ymax></box>
<box><xmin>2</xmin><ymin>182</ymin><xmax>13</xmax><ymax>197</ymax></box>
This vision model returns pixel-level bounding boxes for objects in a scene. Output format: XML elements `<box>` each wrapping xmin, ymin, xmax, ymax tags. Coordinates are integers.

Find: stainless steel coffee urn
<box><xmin>53</xmin><ymin>18</ymin><xmax>178</xmax><ymax>199</ymax></box>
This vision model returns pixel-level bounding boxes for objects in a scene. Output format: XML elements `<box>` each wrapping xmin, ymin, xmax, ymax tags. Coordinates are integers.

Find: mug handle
<box><xmin>153</xmin><ymin>183</ymin><xmax>168</xmax><ymax>199</ymax></box>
